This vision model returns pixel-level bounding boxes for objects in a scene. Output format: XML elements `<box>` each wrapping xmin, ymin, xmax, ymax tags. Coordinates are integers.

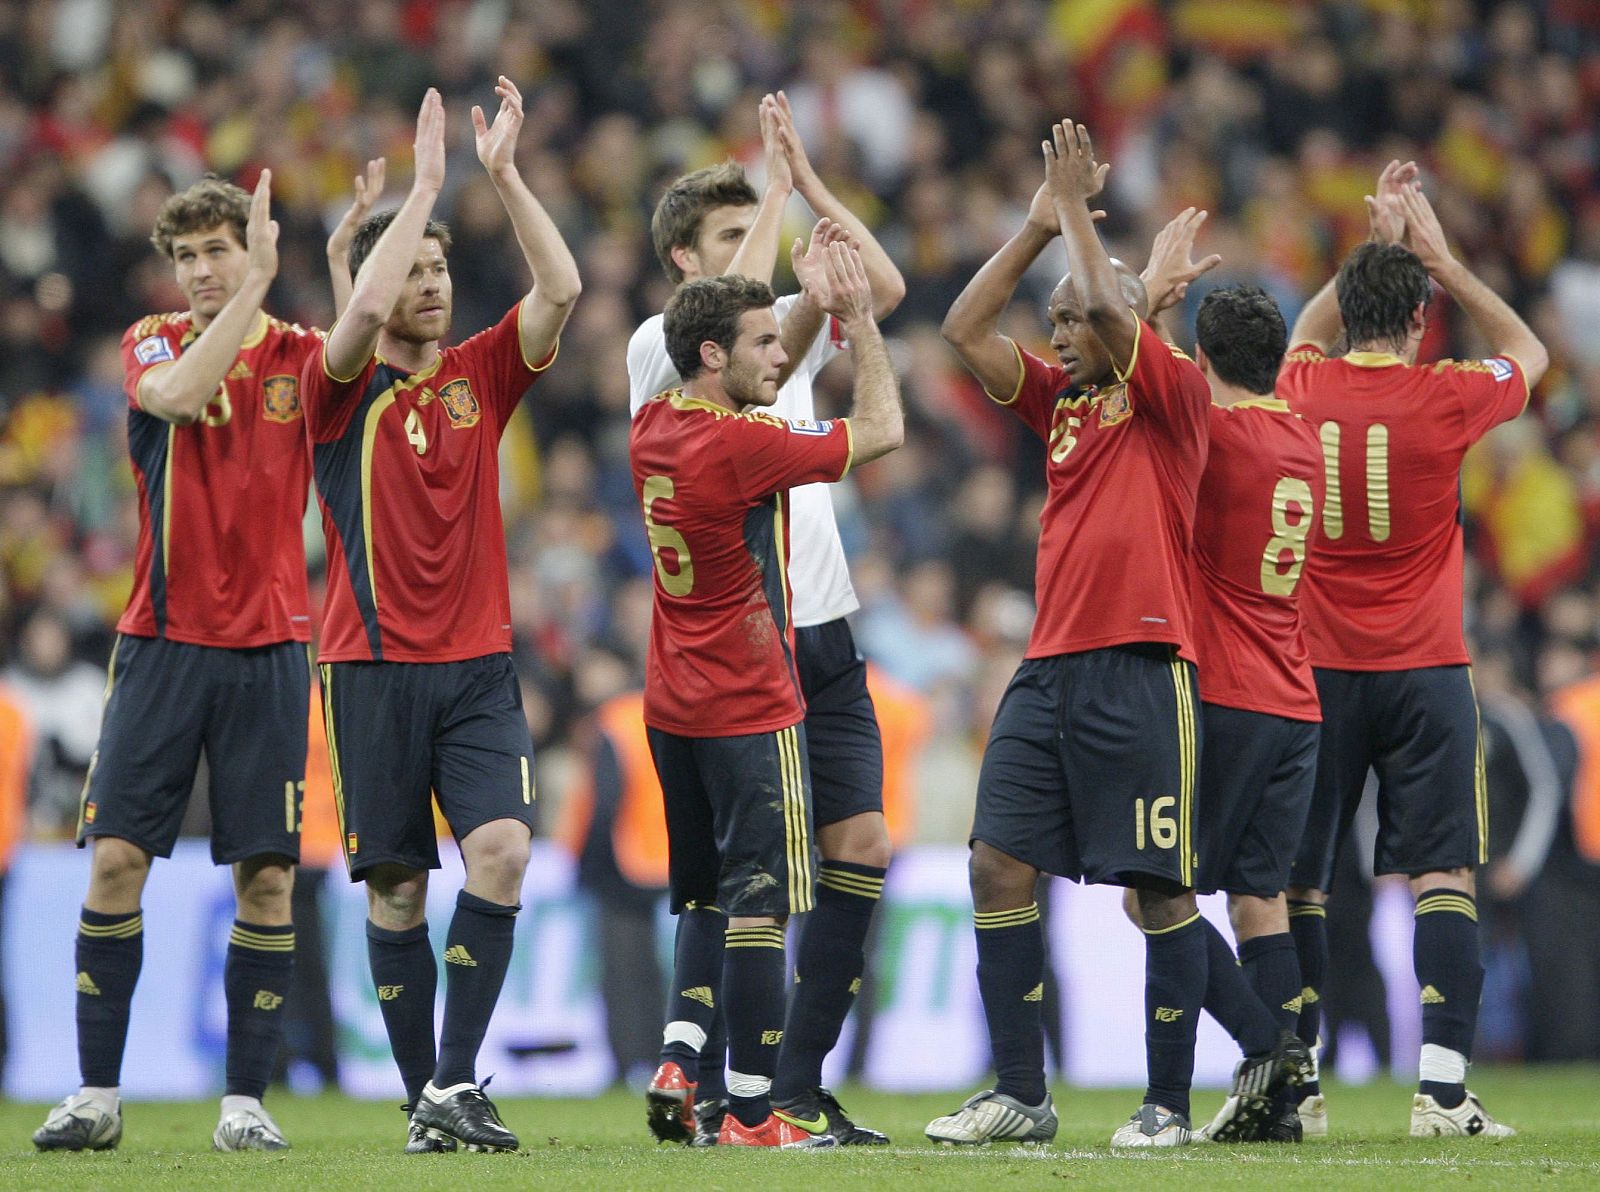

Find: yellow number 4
<box><xmin>404</xmin><ymin>408</ymin><xmax>428</xmax><ymax>455</ymax></box>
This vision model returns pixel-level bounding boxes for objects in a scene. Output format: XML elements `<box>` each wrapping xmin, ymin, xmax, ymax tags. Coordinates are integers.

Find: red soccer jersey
<box><xmin>301</xmin><ymin>304</ymin><xmax>555</xmax><ymax>663</ymax></box>
<box><xmin>1191</xmin><ymin>399</ymin><xmax>1325</xmax><ymax>720</ymax></box>
<box><xmin>992</xmin><ymin>315</ymin><xmax>1209</xmax><ymax>660</ymax></box>
<box><xmin>629</xmin><ymin>393</ymin><xmax>852</xmax><ymax>737</ymax></box>
<box><xmin>1279</xmin><ymin>346</ymin><xmax>1529</xmax><ymax>670</ymax></box>
<box><xmin>118</xmin><ymin>311</ymin><xmax>319</xmax><ymax>647</ymax></box>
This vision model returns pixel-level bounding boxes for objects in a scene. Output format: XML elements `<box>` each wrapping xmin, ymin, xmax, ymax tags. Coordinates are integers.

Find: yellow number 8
<box><xmin>642</xmin><ymin>475</ymin><xmax>694</xmax><ymax>597</ymax></box>
<box><xmin>202</xmin><ymin>384</ymin><xmax>233</xmax><ymax>427</ymax></box>
<box><xmin>1260</xmin><ymin>476</ymin><xmax>1315</xmax><ymax>596</ymax></box>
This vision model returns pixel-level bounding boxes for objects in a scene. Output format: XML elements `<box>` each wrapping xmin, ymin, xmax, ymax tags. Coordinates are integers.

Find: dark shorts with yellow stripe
<box><xmin>320</xmin><ymin>653</ymin><xmax>536</xmax><ymax>881</ymax></box>
<box><xmin>78</xmin><ymin>634</ymin><xmax>309</xmax><ymax>864</ymax></box>
<box><xmin>971</xmin><ymin>643</ymin><xmax>1200</xmax><ymax>888</ymax></box>
<box><xmin>1289</xmin><ymin>665</ymin><xmax>1485</xmax><ymax>893</ymax></box>
<box><xmin>1196</xmin><ymin>703</ymin><xmax>1318</xmax><ymax>898</ymax></box>
<box><xmin>796</xmin><ymin>618</ymin><xmax>883</xmax><ymax>828</ymax></box>
<box><xmin>646</xmin><ymin>722</ymin><xmax>817</xmax><ymax>917</ymax></box>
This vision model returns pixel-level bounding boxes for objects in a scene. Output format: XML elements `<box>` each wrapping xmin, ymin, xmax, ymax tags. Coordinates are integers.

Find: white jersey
<box><xmin>627</xmin><ymin>294</ymin><xmax>858</xmax><ymax>627</ymax></box>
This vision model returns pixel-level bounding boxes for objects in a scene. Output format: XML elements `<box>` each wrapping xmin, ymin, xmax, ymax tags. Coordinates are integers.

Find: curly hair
<box><xmin>1335</xmin><ymin>241</ymin><xmax>1432</xmax><ymax>351</ymax></box>
<box><xmin>663</xmin><ymin>274</ymin><xmax>777</xmax><ymax>380</ymax></box>
<box><xmin>1195</xmin><ymin>285</ymin><xmax>1288</xmax><ymax>395</ymax></box>
<box><xmin>149</xmin><ymin>175</ymin><xmax>251</xmax><ymax>259</ymax></box>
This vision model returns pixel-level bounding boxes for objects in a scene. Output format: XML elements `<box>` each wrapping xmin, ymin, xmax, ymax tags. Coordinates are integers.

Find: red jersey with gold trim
<box><xmin>118</xmin><ymin>310</ymin><xmax>320</xmax><ymax>647</ymax></box>
<box><xmin>993</xmin><ymin>315</ymin><xmax>1209</xmax><ymax>660</ymax></box>
<box><xmin>301</xmin><ymin>304</ymin><xmax>555</xmax><ymax>663</ymax></box>
<box><xmin>1279</xmin><ymin>345</ymin><xmax>1529</xmax><ymax>670</ymax></box>
<box><xmin>1191</xmin><ymin>399</ymin><xmax>1325</xmax><ymax>720</ymax></box>
<box><xmin>630</xmin><ymin>392</ymin><xmax>852</xmax><ymax>737</ymax></box>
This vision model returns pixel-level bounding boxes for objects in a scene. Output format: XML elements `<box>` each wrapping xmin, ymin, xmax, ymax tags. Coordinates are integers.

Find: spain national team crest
<box><xmin>439</xmin><ymin>378</ymin><xmax>481</xmax><ymax>428</ymax></box>
<box><xmin>1098</xmin><ymin>383</ymin><xmax>1132</xmax><ymax>428</ymax></box>
<box><xmin>261</xmin><ymin>375</ymin><xmax>302</xmax><ymax>423</ymax></box>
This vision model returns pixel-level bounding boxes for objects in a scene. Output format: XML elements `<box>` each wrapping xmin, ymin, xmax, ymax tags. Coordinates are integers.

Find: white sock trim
<box><xmin>726</xmin><ymin>1069</ymin><xmax>771</xmax><ymax>1098</ymax></box>
<box><xmin>1419</xmin><ymin>1043</ymin><xmax>1467</xmax><ymax>1086</ymax></box>
<box><xmin>220</xmin><ymin>1094</ymin><xmax>263</xmax><ymax>1116</ymax></box>
<box><xmin>78</xmin><ymin>1086</ymin><xmax>119</xmax><ymax>1111</ymax></box>
<box><xmin>662</xmin><ymin>1020</ymin><xmax>707</xmax><ymax>1052</ymax></box>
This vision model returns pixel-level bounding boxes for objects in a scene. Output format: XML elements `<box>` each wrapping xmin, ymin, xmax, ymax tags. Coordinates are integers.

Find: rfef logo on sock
<box><xmin>253</xmin><ymin>990</ymin><xmax>284</xmax><ymax>1011</ymax></box>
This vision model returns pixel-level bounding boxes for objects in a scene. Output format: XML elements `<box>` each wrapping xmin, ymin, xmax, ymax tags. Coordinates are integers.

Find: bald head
<box><xmin>1050</xmin><ymin>259</ymin><xmax>1148</xmax><ymax>321</ymax></box>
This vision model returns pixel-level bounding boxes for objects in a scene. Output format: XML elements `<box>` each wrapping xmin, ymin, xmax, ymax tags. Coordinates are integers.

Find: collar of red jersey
<box><xmin>1343</xmin><ymin>350</ymin><xmax>1405</xmax><ymax>368</ymax></box>
<box><xmin>1223</xmin><ymin>397</ymin><xmax>1291</xmax><ymax>412</ymax></box>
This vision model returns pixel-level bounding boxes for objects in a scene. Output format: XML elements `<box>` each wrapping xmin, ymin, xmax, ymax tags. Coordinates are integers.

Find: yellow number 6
<box><xmin>642</xmin><ymin>475</ymin><xmax>694</xmax><ymax>597</ymax></box>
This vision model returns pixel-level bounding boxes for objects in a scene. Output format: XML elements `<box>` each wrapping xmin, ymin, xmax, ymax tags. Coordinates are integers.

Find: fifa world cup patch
<box><xmin>439</xmin><ymin>378</ymin><xmax>481</xmax><ymax>428</ymax></box>
<box><xmin>1482</xmin><ymin>358</ymin><xmax>1515</xmax><ymax>383</ymax></box>
<box><xmin>785</xmin><ymin>418</ymin><xmax>834</xmax><ymax>435</ymax></box>
<box><xmin>134</xmin><ymin>335</ymin><xmax>176</xmax><ymax>366</ymax></box>
<box><xmin>261</xmin><ymin>375</ymin><xmax>302</xmax><ymax>422</ymax></box>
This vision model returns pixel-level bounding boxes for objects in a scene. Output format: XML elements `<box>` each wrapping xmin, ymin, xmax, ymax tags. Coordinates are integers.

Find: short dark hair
<box><xmin>1335</xmin><ymin>241</ymin><xmax>1431</xmax><ymax>351</ymax></box>
<box><xmin>663</xmin><ymin>275</ymin><xmax>776</xmax><ymax>380</ymax></box>
<box><xmin>650</xmin><ymin>162</ymin><xmax>759</xmax><ymax>284</ymax></box>
<box><xmin>1195</xmin><ymin>285</ymin><xmax>1288</xmax><ymax>395</ymax></box>
<box><xmin>348</xmin><ymin>209</ymin><xmax>453</xmax><ymax>279</ymax></box>
<box><xmin>150</xmin><ymin>175</ymin><xmax>249</xmax><ymax>258</ymax></box>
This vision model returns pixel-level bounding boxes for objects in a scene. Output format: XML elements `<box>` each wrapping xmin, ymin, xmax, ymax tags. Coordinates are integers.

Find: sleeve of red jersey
<box><xmin>300</xmin><ymin>339</ymin><xmax>380</xmax><ymax>443</ymax></box>
<box><xmin>726</xmin><ymin>412</ymin><xmax>853</xmax><ymax>503</ymax></box>
<box><xmin>1276</xmin><ymin>343</ymin><xmax>1328</xmax><ymax>412</ymax></box>
<box><xmin>453</xmin><ymin>302</ymin><xmax>560</xmax><ymax>428</ymax></box>
<box><xmin>120</xmin><ymin>320</ymin><xmax>184</xmax><ymax>411</ymax></box>
<box><xmin>1114</xmin><ymin>313</ymin><xmax>1211</xmax><ymax>446</ymax></box>
<box><xmin>1439</xmin><ymin>355</ymin><xmax>1531</xmax><ymax>444</ymax></box>
<box><xmin>985</xmin><ymin>338</ymin><xmax>1069</xmax><ymax>443</ymax></box>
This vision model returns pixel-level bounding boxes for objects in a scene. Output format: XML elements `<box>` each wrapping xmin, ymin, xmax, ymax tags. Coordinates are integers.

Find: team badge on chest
<box><xmin>261</xmin><ymin>375</ymin><xmax>302</xmax><ymax>422</ymax></box>
<box><xmin>439</xmin><ymin>378</ymin><xmax>481</xmax><ymax>428</ymax></box>
<box><xmin>1097</xmin><ymin>383</ymin><xmax>1132</xmax><ymax>428</ymax></box>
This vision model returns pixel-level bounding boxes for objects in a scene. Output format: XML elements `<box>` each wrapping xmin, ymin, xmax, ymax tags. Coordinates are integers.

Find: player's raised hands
<box><xmin>772</xmin><ymin>90</ymin><xmax>817</xmax><ymax>191</ymax></box>
<box><xmin>1365</xmin><ymin>159</ymin><xmax>1417</xmax><ymax>246</ymax></box>
<box><xmin>473</xmin><ymin>76</ymin><xmax>525</xmax><ymax>176</ymax></box>
<box><xmin>1396</xmin><ymin>181</ymin><xmax>1455</xmax><ymax>276</ymax></box>
<box><xmin>758</xmin><ymin>93</ymin><xmax>793</xmax><ymax>195</ymax></box>
<box><xmin>1026</xmin><ymin>180</ymin><xmax>1109</xmax><ymax>236</ymax></box>
<box><xmin>414</xmin><ymin>87</ymin><xmax>446</xmax><ymax>191</ymax></box>
<box><xmin>1142</xmin><ymin>207</ymin><xmax>1223</xmax><ymax>315</ymax></box>
<box><xmin>245</xmin><ymin>168</ymin><xmax>279</xmax><ymax>279</ymax></box>
<box><xmin>792</xmin><ymin>217</ymin><xmax>851</xmax><ymax>304</ymax></box>
<box><xmin>818</xmin><ymin>241</ymin><xmax>873</xmax><ymax>327</ymax></box>
<box><xmin>328</xmin><ymin>159</ymin><xmax>386</xmax><ymax>249</ymax></box>
<box><xmin>1042</xmin><ymin>120</ymin><xmax>1110</xmax><ymax>209</ymax></box>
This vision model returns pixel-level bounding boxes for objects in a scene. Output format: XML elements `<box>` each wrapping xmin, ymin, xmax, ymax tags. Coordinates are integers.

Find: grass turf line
<box><xmin>2</xmin><ymin>1067</ymin><xmax>1598</xmax><ymax>1191</ymax></box>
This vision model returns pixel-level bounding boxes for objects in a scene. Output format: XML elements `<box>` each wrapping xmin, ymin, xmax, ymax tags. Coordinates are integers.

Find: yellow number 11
<box><xmin>1319</xmin><ymin>421</ymin><xmax>1390</xmax><ymax>543</ymax></box>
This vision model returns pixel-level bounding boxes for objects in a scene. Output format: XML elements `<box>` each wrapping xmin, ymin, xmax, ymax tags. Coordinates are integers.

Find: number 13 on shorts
<box><xmin>1135</xmin><ymin>795</ymin><xmax>1179</xmax><ymax>851</ymax></box>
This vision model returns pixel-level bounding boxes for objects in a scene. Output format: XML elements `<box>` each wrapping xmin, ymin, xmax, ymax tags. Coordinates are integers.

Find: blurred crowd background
<box><xmin>2</xmin><ymin>0</ymin><xmax>1599</xmax><ymax>1085</ymax></box>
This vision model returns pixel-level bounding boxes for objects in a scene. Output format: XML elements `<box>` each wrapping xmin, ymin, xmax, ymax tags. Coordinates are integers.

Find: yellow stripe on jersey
<box><xmin>319</xmin><ymin>664</ymin><xmax>349</xmax><ymax>870</ymax></box>
<box><xmin>161</xmin><ymin>424</ymin><xmax>176</xmax><ymax>576</ymax></box>
<box><xmin>360</xmin><ymin>391</ymin><xmax>397</xmax><ymax>618</ymax></box>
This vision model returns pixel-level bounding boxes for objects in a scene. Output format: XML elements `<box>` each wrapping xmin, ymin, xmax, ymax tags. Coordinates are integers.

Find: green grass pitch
<box><xmin>3</xmin><ymin>1068</ymin><xmax>1598</xmax><ymax>1190</ymax></box>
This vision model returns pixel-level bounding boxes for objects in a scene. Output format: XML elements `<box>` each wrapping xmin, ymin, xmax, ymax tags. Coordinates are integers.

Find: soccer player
<box><xmin>32</xmin><ymin>171</ymin><xmax>331</xmax><ymax>1153</ymax></box>
<box><xmin>300</xmin><ymin>81</ymin><xmax>580</xmax><ymax>1153</ymax></box>
<box><xmin>924</xmin><ymin>122</ymin><xmax>1302</xmax><ymax>1150</ymax></box>
<box><xmin>1157</xmin><ymin>282</ymin><xmax>1326</xmax><ymax>1144</ymax></box>
<box><xmin>630</xmin><ymin>241</ymin><xmax>903</xmax><ymax>1147</ymax></box>
<box><xmin>1280</xmin><ymin>162</ymin><xmax>1547</xmax><ymax>1137</ymax></box>
<box><xmin>628</xmin><ymin>91</ymin><xmax>904</xmax><ymax>1147</ymax></box>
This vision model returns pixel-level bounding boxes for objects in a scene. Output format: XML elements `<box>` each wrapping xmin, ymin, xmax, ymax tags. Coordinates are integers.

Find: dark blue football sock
<box><xmin>76</xmin><ymin>908</ymin><xmax>143</xmax><ymax>1088</ymax></box>
<box><xmin>367</xmin><ymin>919</ymin><xmax>437</xmax><ymax>1106</ymax></box>
<box><xmin>975</xmin><ymin>903</ymin><xmax>1047</xmax><ymax>1106</ymax></box>
<box><xmin>1143</xmin><ymin>912</ymin><xmax>1207</xmax><ymax>1120</ymax></box>
<box><xmin>224</xmin><ymin>920</ymin><xmax>294</xmax><ymax>1098</ymax></box>
<box><xmin>723</xmin><ymin>924</ymin><xmax>787</xmax><ymax>1127</ymax></box>
<box><xmin>434</xmin><ymin>891</ymin><xmax>519</xmax><ymax>1089</ymax></box>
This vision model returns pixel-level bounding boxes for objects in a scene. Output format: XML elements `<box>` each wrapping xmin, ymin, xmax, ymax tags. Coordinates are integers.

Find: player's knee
<box><xmin>87</xmin><ymin>837</ymin><xmax>152</xmax><ymax>905</ymax></box>
<box><xmin>968</xmin><ymin>842</ymin><xmax>1036</xmax><ymax>912</ymax></box>
<box><xmin>1285</xmin><ymin>883</ymin><xmax>1327</xmax><ymax>905</ymax></box>
<box><xmin>1228</xmin><ymin>892</ymin><xmax>1286</xmax><ymax>940</ymax></box>
<box><xmin>461</xmin><ymin>819</ymin><xmax>532</xmax><ymax>895</ymax></box>
<box><xmin>234</xmin><ymin>857</ymin><xmax>294</xmax><ymax>921</ymax></box>
<box><xmin>1134</xmin><ymin>880</ymin><xmax>1196</xmax><ymax>931</ymax></box>
<box><xmin>1120</xmin><ymin>886</ymin><xmax>1144</xmax><ymax>929</ymax></box>
<box><xmin>366</xmin><ymin>864</ymin><xmax>428</xmax><ymax>928</ymax></box>
<box><xmin>818</xmin><ymin>812</ymin><xmax>891</xmax><ymax>870</ymax></box>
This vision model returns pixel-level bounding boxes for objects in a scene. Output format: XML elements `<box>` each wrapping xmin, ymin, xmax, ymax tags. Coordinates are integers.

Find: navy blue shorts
<box><xmin>647</xmin><ymin>723</ymin><xmax>817</xmax><ymax>918</ymax></box>
<box><xmin>320</xmin><ymin>654</ymin><xmax>535</xmax><ymax>880</ymax></box>
<box><xmin>79</xmin><ymin>634</ymin><xmax>309</xmax><ymax>864</ymax></box>
<box><xmin>1196</xmin><ymin>703</ymin><xmax>1318</xmax><ymax>898</ymax></box>
<box><xmin>796</xmin><ymin>618</ymin><xmax>883</xmax><ymax>828</ymax></box>
<box><xmin>972</xmin><ymin>643</ymin><xmax>1200</xmax><ymax>888</ymax></box>
<box><xmin>1289</xmin><ymin>665</ymin><xmax>1485</xmax><ymax>892</ymax></box>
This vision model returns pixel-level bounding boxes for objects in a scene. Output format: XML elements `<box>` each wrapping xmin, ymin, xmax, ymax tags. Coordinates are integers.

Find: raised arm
<box><xmin>1141</xmin><ymin>208</ymin><xmax>1221</xmax><ymax>318</ymax></box>
<box><xmin>1397</xmin><ymin>183</ymin><xmax>1548</xmax><ymax>386</ymax></box>
<box><xmin>941</xmin><ymin>184</ymin><xmax>1059</xmax><ymax>397</ymax></box>
<box><xmin>1043</xmin><ymin>120</ymin><xmax>1133</xmax><ymax>371</ymax></box>
<box><xmin>821</xmin><ymin>242</ymin><xmax>902</xmax><ymax>466</ymax></box>
<box><xmin>725</xmin><ymin>94</ymin><xmax>793</xmax><ymax>284</ymax></box>
<box><xmin>774</xmin><ymin>217</ymin><xmax>854</xmax><ymax>385</ymax></box>
<box><xmin>138</xmin><ymin>171</ymin><xmax>277</xmax><ymax>425</ymax></box>
<box><xmin>326</xmin><ymin>158</ymin><xmax>386</xmax><ymax>318</ymax></box>
<box><xmin>1291</xmin><ymin>159</ymin><xmax>1416</xmax><ymax>350</ymax></box>
<box><xmin>325</xmin><ymin>89</ymin><xmax>446</xmax><ymax>380</ymax></box>
<box><xmin>773</xmin><ymin>90</ymin><xmax>905</xmax><ymax>319</ymax></box>
<box><xmin>473</xmin><ymin>76</ymin><xmax>581</xmax><ymax>362</ymax></box>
